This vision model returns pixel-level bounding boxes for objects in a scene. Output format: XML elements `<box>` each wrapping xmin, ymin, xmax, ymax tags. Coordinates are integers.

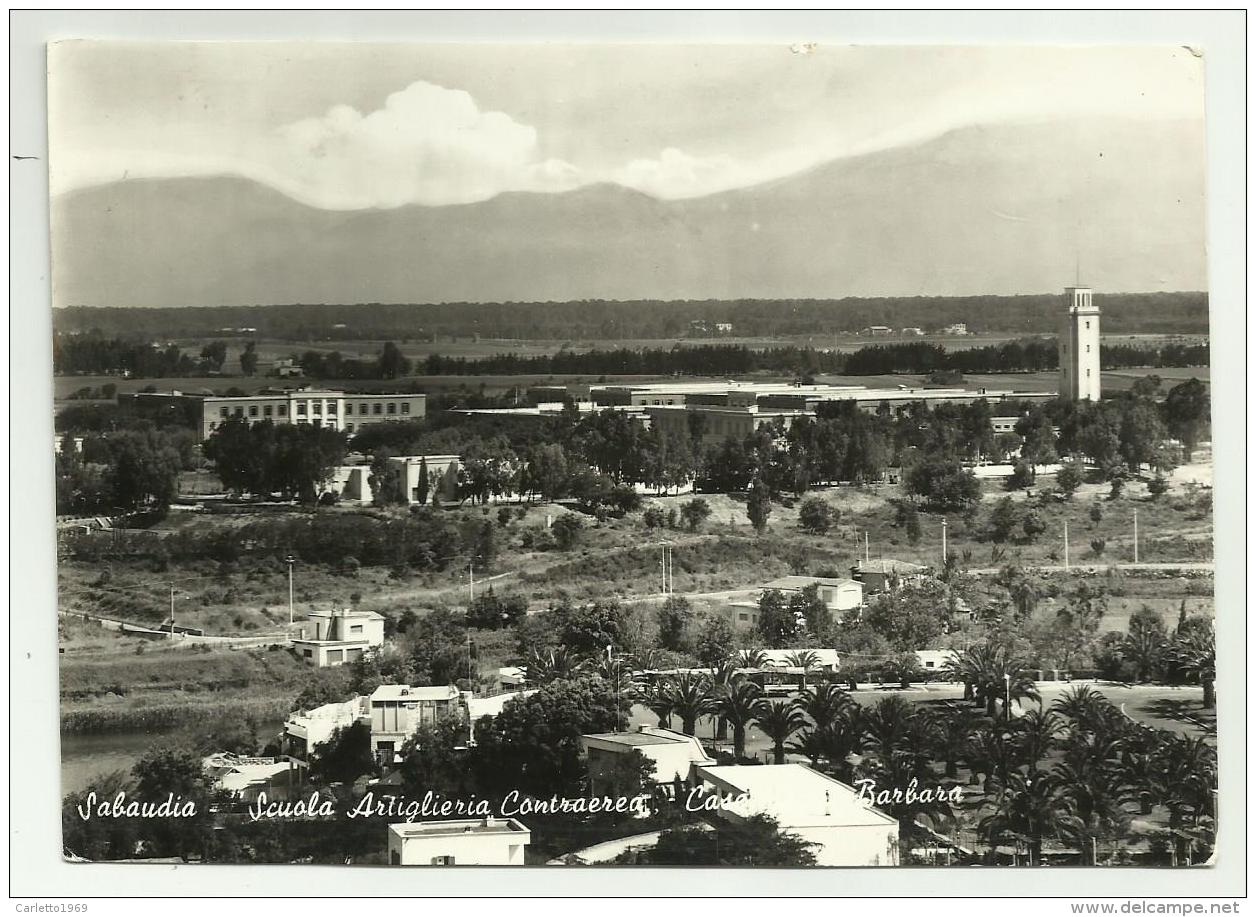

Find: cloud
<box><xmin>269</xmin><ymin>81</ymin><xmax>583</xmax><ymax>208</ymax></box>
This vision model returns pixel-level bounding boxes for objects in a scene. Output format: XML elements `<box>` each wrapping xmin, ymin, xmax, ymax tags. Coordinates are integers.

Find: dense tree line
<box><xmin>202</xmin><ymin>419</ymin><xmax>348</xmax><ymax>503</ymax></box>
<box><xmin>54</xmin><ymin>333</ymin><xmax>210</xmax><ymax>377</ymax></box>
<box><xmin>374</xmin><ymin>339</ymin><xmax>1207</xmax><ymax>380</ymax></box>
<box><xmin>54</xmin><ymin>292</ymin><xmax>1210</xmax><ymax>341</ymax></box>
<box><xmin>55</xmin><ymin>429</ymin><xmax>196</xmax><ymax>515</ymax></box>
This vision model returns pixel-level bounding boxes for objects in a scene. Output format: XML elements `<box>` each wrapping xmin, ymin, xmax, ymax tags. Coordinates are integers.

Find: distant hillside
<box><xmin>54</xmin><ymin>292</ymin><xmax>1209</xmax><ymax>341</ymax></box>
<box><xmin>51</xmin><ymin>118</ymin><xmax>1206</xmax><ymax>309</ymax></box>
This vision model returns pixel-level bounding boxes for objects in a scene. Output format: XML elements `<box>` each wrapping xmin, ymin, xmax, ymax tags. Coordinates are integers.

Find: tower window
<box><xmin>1086</xmin><ymin>345</ymin><xmax>1090</xmax><ymax>353</ymax></box>
<box><xmin>1085</xmin><ymin>321</ymin><xmax>1090</xmax><ymax>330</ymax></box>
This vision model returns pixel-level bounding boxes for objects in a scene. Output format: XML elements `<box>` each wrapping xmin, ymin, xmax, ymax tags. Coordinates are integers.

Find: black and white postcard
<box><xmin>10</xmin><ymin>10</ymin><xmax>1246</xmax><ymax>905</ymax></box>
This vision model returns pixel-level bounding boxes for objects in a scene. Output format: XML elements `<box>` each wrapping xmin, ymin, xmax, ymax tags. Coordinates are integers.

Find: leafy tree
<box><xmin>1007</xmin><ymin>461</ymin><xmax>1036</xmax><ymax>492</ymax></box>
<box><xmin>679</xmin><ymin>498</ymin><xmax>711</xmax><ymax>532</ymax></box>
<box><xmin>465</xmin><ymin>587</ymin><xmax>527</xmax><ymax>630</ymax></box>
<box><xmin>309</xmin><ymin>721</ymin><xmax>376</xmax><ymax>784</ymax></box>
<box><xmin>1021</xmin><ymin>511</ymin><xmax>1046</xmax><ymax>542</ymax></box>
<box><xmin>798</xmin><ymin>496</ymin><xmax>836</xmax><ymax>534</ymax></box>
<box><xmin>415</xmin><ymin>457</ymin><xmax>430</xmax><ymax>505</ymax></box>
<box><xmin>550</xmin><ymin>513</ymin><xmax>584</xmax><ymax>550</ymax></box>
<box><xmin>655</xmin><ymin>595</ymin><xmax>692</xmax><ymax>652</ymax></box>
<box><xmin>756</xmin><ymin>589</ymin><xmax>803</xmax><ymax>646</ymax></box>
<box><xmin>640</xmin><ymin>815</ymin><xmax>817</xmax><ymax>866</ymax></box>
<box><xmin>524</xmin><ymin>443</ymin><xmax>569</xmax><ymax>502</ymax></box>
<box><xmin>477</xmin><ymin>676</ymin><xmax>626</xmax><ymax>798</ymax></box>
<box><xmin>199</xmin><ymin>341</ymin><xmax>228</xmax><ymax>371</ymax></box>
<box><xmin>906</xmin><ymin>456</ymin><xmax>980</xmax><ymax>513</ymax></box>
<box><xmin>692</xmin><ymin>614</ymin><xmax>736</xmax><ymax>668</ymax></box>
<box><xmin>862</xmin><ymin>580</ymin><xmax>951</xmax><ymax>652</ymax></box>
<box><xmin>746</xmin><ymin>476</ymin><xmax>772</xmax><ymax>533</ymax></box>
<box><xmin>988</xmin><ymin>496</ymin><xmax>1021</xmax><ymax>543</ymax></box>
<box><xmin>368</xmin><ymin>449</ymin><xmax>406</xmax><ymax>506</ymax></box>
<box><xmin>1118</xmin><ymin>398</ymin><xmax>1171</xmax><ymax>473</ymax></box>
<box><xmin>1147</xmin><ymin>474</ymin><xmax>1169</xmax><ymax>498</ymax></box>
<box><xmin>1162</xmin><ymin>378</ymin><xmax>1210</xmax><ymax>461</ymax></box>
<box><xmin>239</xmin><ymin>341</ymin><xmax>259</xmax><ymax>376</ymax></box>
<box><xmin>377</xmin><ymin>341</ymin><xmax>411</xmax><ymax>379</ymax></box>
<box><xmin>557</xmin><ymin>599</ymin><xmax>628</xmax><ymax>655</ymax></box>
<box><xmin>1057</xmin><ymin>461</ymin><xmax>1084</xmax><ymax>498</ymax></box>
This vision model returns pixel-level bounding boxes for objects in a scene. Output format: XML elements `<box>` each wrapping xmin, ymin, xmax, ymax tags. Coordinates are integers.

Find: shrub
<box><xmin>1090</xmin><ymin>538</ymin><xmax>1107</xmax><ymax>558</ymax></box>
<box><xmin>642</xmin><ymin>506</ymin><xmax>667</xmax><ymax>529</ymax></box>
<box><xmin>551</xmin><ymin>514</ymin><xmax>584</xmax><ymax>551</ymax></box>
<box><xmin>798</xmin><ymin>497</ymin><xmax>835</xmax><ymax>535</ymax></box>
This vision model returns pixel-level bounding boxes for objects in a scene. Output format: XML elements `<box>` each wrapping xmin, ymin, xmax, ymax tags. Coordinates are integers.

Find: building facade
<box><xmin>387</xmin><ymin>818</ymin><xmax>530</xmax><ymax>866</ymax></box>
<box><xmin>120</xmin><ymin>388</ymin><xmax>426</xmax><ymax>441</ymax></box>
<box><xmin>291</xmin><ymin>608</ymin><xmax>386</xmax><ymax>667</ymax></box>
<box><xmin>691</xmin><ymin>764</ymin><xmax>900</xmax><ymax>867</ymax></box>
<box><xmin>581</xmin><ymin>726</ymin><xmax>716</xmax><ymax>797</ymax></box>
<box><xmin>369</xmin><ymin>685</ymin><xmax>464</xmax><ymax>765</ymax></box>
<box><xmin>1059</xmin><ymin>285</ymin><xmax>1101</xmax><ymax>401</ymax></box>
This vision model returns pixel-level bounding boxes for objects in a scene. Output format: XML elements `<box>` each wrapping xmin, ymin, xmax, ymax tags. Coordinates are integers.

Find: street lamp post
<box><xmin>285</xmin><ymin>555</ymin><xmax>296</xmax><ymax>625</ymax></box>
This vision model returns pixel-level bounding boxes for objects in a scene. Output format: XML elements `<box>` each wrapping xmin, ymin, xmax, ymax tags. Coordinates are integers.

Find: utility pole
<box><xmin>864</xmin><ymin>531</ymin><xmax>870</xmax><ymax>564</ymax></box>
<box><xmin>941</xmin><ymin>518</ymin><xmax>948</xmax><ymax>566</ymax></box>
<box><xmin>285</xmin><ymin>555</ymin><xmax>296</xmax><ymax>625</ymax></box>
<box><xmin>1063</xmin><ymin>521</ymin><xmax>1069</xmax><ymax>571</ymax></box>
<box><xmin>169</xmin><ymin>585</ymin><xmax>176</xmax><ymax>639</ymax></box>
<box><xmin>1133</xmin><ymin>510</ymin><xmax>1139</xmax><ymax>564</ymax></box>
<box><xmin>468</xmin><ymin>562</ymin><xmax>475</xmax><ymax>602</ymax></box>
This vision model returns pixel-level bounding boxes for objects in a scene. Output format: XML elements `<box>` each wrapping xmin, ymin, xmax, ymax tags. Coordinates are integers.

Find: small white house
<box><xmin>291</xmin><ymin>608</ymin><xmax>386</xmax><ymax>667</ymax></box>
<box><xmin>282</xmin><ymin>696</ymin><xmax>369</xmax><ymax>766</ymax></box>
<box><xmin>369</xmin><ymin>684</ymin><xmax>464</xmax><ymax>764</ymax></box>
<box><xmin>914</xmin><ymin>649</ymin><xmax>958</xmax><ymax>674</ymax></box>
<box><xmin>387</xmin><ymin>817</ymin><xmax>531</xmax><ymax>866</ymax></box>
<box><xmin>691</xmin><ymin>764</ymin><xmax>900</xmax><ymax>867</ymax></box>
<box><xmin>582</xmin><ymin>726</ymin><xmax>715</xmax><ymax>797</ymax></box>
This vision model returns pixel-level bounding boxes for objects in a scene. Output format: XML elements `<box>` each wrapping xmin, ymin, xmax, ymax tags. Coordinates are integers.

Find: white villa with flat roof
<box><xmin>691</xmin><ymin>763</ymin><xmax>900</xmax><ymax>867</ymax></box>
<box><xmin>292</xmin><ymin>608</ymin><xmax>385</xmax><ymax>667</ymax></box>
<box><xmin>387</xmin><ymin>817</ymin><xmax>530</xmax><ymax>866</ymax></box>
<box><xmin>369</xmin><ymin>684</ymin><xmax>464</xmax><ymax>765</ymax></box>
<box><xmin>582</xmin><ymin>726</ymin><xmax>715</xmax><ymax>797</ymax></box>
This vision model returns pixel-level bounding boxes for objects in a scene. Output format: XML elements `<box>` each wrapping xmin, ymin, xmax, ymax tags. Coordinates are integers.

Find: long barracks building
<box><xmin>119</xmin><ymin>387</ymin><xmax>426</xmax><ymax>441</ymax></box>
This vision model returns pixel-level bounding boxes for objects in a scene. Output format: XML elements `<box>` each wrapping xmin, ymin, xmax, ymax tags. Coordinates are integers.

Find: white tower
<box><xmin>1059</xmin><ymin>286</ymin><xmax>1100</xmax><ymax>401</ymax></box>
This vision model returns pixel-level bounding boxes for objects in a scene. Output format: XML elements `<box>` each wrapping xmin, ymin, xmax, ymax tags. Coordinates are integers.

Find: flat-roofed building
<box><xmin>692</xmin><ymin>763</ymin><xmax>900</xmax><ymax>866</ymax></box>
<box><xmin>387</xmin><ymin>817</ymin><xmax>530</xmax><ymax>866</ymax></box>
<box><xmin>119</xmin><ymin>387</ymin><xmax>425</xmax><ymax>441</ymax></box>
<box><xmin>291</xmin><ymin>608</ymin><xmax>386</xmax><ymax>667</ymax></box>
<box><xmin>582</xmin><ymin>726</ymin><xmax>715</xmax><ymax>797</ymax></box>
<box><xmin>724</xmin><ymin>576</ymin><xmax>862</xmax><ymax>632</ymax></box>
<box><xmin>851</xmin><ymin>558</ymin><xmax>929</xmax><ymax>595</ymax></box>
<box><xmin>369</xmin><ymin>684</ymin><xmax>463</xmax><ymax>765</ymax></box>
<box><xmin>282</xmin><ymin>696</ymin><xmax>369</xmax><ymax>770</ymax></box>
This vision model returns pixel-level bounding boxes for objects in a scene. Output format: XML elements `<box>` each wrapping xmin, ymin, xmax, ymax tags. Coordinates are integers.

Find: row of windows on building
<box><xmin>216</xmin><ymin>400</ymin><xmax>415</xmax><ymax>419</ymax></box>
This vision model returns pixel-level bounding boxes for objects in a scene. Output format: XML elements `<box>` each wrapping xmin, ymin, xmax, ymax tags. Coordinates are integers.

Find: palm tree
<box><xmin>753</xmin><ymin>698</ymin><xmax>808</xmax><ymax>764</ymax></box>
<box><xmin>734</xmin><ymin>648</ymin><xmax>768</xmax><ymax>670</ymax></box>
<box><xmin>861</xmin><ymin>695</ymin><xmax>916</xmax><ymax>765</ymax></box>
<box><xmin>636</xmin><ymin>680</ymin><xmax>675</xmax><ymax>728</ymax></box>
<box><xmin>799</xmin><ymin>682</ymin><xmax>853</xmax><ymax>733</ymax></box>
<box><xmin>710</xmin><ymin>658</ymin><xmax>741</xmax><ymax>741</ymax></box>
<box><xmin>1152</xmin><ymin>735</ymin><xmax>1217</xmax><ymax>864</ymax></box>
<box><xmin>784</xmin><ymin>649</ymin><xmax>821</xmax><ymax>691</ymax></box>
<box><xmin>1014</xmin><ymin>709</ymin><xmax>1063</xmax><ymax>769</ymax></box>
<box><xmin>1121</xmin><ymin>627</ymin><xmax>1165</xmax><ymax>683</ymax></box>
<box><xmin>1051</xmin><ymin>685</ymin><xmax>1113</xmax><ymax>733</ymax></box>
<box><xmin>1172</xmin><ymin>626</ymin><xmax>1216</xmax><ymax>709</ymax></box>
<box><xmin>666</xmin><ymin>673</ymin><xmax>714</xmax><ymax>737</ymax></box>
<box><xmin>966</xmin><ymin>725</ymin><xmax>1020</xmax><ymax>792</ymax></box>
<box><xmin>1053</xmin><ymin>758</ymin><xmax>1134</xmax><ymax>865</ymax></box>
<box><xmin>931</xmin><ymin>704</ymin><xmax>979</xmax><ymax>780</ymax></box>
<box><xmin>714</xmin><ymin>679</ymin><xmax>763</xmax><ymax>760</ymax></box>
<box><xmin>525</xmin><ymin>647</ymin><xmax>587</xmax><ymax>684</ymax></box>
<box><xmin>979</xmin><ymin>770</ymin><xmax>1084</xmax><ymax>866</ymax></box>
<box><xmin>786</xmin><ymin>728</ymin><xmax>830</xmax><ymax>768</ymax></box>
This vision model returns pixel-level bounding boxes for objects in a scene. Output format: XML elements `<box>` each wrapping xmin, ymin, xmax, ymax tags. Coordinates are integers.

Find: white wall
<box><xmin>389</xmin><ymin>833</ymin><xmax>528</xmax><ymax>866</ymax></box>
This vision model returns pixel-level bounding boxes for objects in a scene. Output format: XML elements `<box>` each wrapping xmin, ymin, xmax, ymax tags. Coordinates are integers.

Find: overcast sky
<box><xmin>49</xmin><ymin>43</ymin><xmax>1204</xmax><ymax>210</ymax></box>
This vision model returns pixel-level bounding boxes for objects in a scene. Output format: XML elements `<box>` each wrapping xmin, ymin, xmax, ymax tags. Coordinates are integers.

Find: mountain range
<box><xmin>51</xmin><ymin>118</ymin><xmax>1207</xmax><ymax>308</ymax></box>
